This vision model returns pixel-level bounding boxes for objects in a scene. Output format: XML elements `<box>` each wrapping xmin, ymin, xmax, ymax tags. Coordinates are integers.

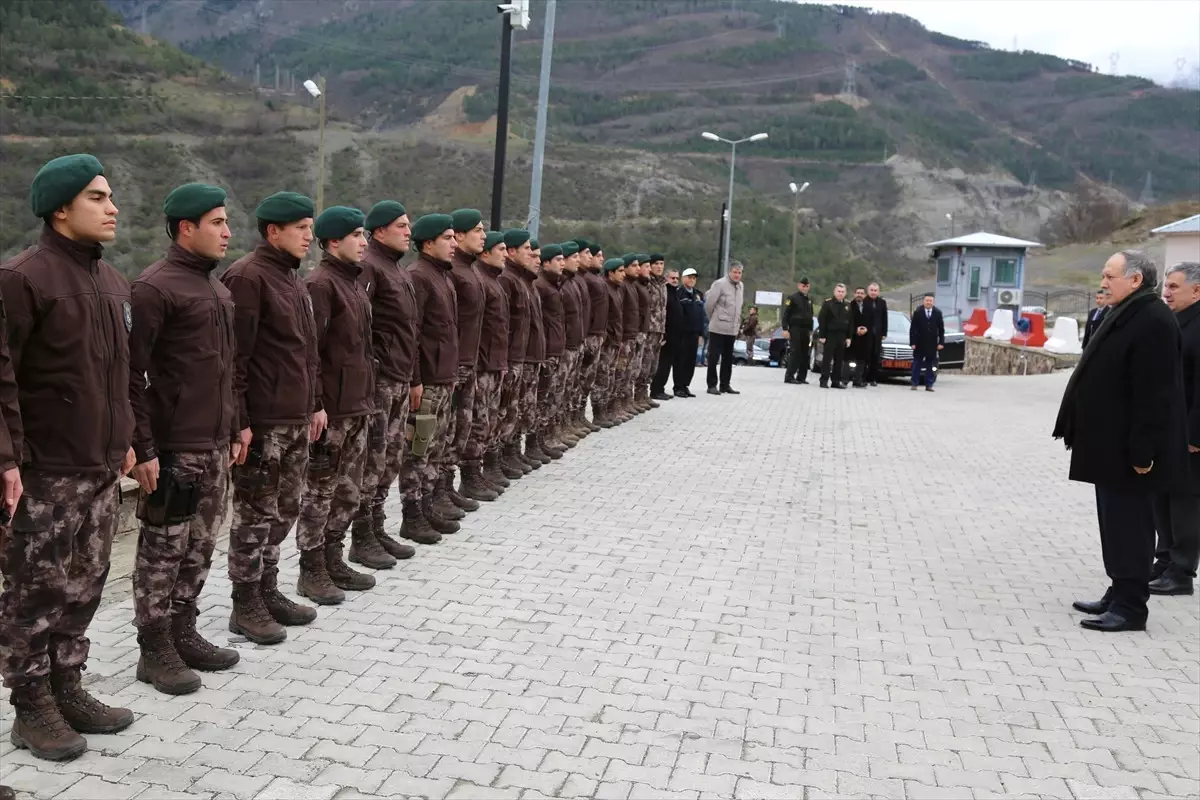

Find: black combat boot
<box><xmin>501</xmin><ymin>443</ymin><xmax>529</xmax><ymax>477</ymax></box>
<box><xmin>136</xmin><ymin>620</ymin><xmax>202</xmax><ymax>696</ymax></box>
<box><xmin>349</xmin><ymin>517</ymin><xmax>398</xmax><ymax>569</ymax></box>
<box><xmin>51</xmin><ymin>665</ymin><xmax>135</xmax><ymax>734</ymax></box>
<box><xmin>432</xmin><ymin>480</ymin><xmax>466</xmax><ymax>520</ymax></box>
<box><xmin>483</xmin><ymin>450</ymin><xmax>511</xmax><ymax>489</ymax></box>
<box><xmin>262</xmin><ymin>565</ymin><xmax>317</xmax><ymax>626</ymax></box>
<box><xmin>447</xmin><ymin>473</ymin><xmax>481</xmax><ymax>512</ymax></box>
<box><xmin>400</xmin><ymin>499</ymin><xmax>442</xmax><ymax>544</ymax></box>
<box><xmin>371</xmin><ymin>506</ymin><xmax>416</xmax><ymax>559</ymax></box>
<box><xmin>9</xmin><ymin>679</ymin><xmax>87</xmax><ymax>761</ymax></box>
<box><xmin>172</xmin><ymin>608</ymin><xmax>239</xmax><ymax>672</ymax></box>
<box><xmin>230</xmin><ymin>581</ymin><xmax>288</xmax><ymax>644</ymax></box>
<box><xmin>525</xmin><ymin>433</ymin><xmax>552</xmax><ymax>465</ymax></box>
<box><xmin>297</xmin><ymin>547</ymin><xmax>346</xmax><ymax>605</ymax></box>
<box><xmin>326</xmin><ymin>538</ymin><xmax>376</xmax><ymax>591</ymax></box>
<box><xmin>460</xmin><ymin>463</ymin><xmax>499</xmax><ymax>502</ymax></box>
<box><xmin>423</xmin><ymin>494</ymin><xmax>461</xmax><ymax>534</ymax></box>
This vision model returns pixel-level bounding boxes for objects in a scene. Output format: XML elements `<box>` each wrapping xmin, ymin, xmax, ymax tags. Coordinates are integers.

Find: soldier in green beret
<box><xmin>127</xmin><ymin>183</ymin><xmax>240</xmax><ymax>697</ymax></box>
<box><xmin>220</xmin><ymin>190</ymin><xmax>321</xmax><ymax>645</ymax></box>
<box><xmin>593</xmin><ymin>257</ymin><xmax>629</xmax><ymax>426</ymax></box>
<box><xmin>615</xmin><ymin>254</ymin><xmax>643</xmax><ymax>420</ymax></box>
<box><xmin>469</xmin><ymin>232</ymin><xmax>512</xmax><ymax>492</ymax></box>
<box><xmin>496</xmin><ymin>229</ymin><xmax>540</xmax><ymax>475</ymax></box>
<box><xmin>0</xmin><ymin>154</ymin><xmax>138</xmax><ymax>759</ymax></box>
<box><xmin>556</xmin><ymin>241</ymin><xmax>591</xmax><ymax>445</ymax></box>
<box><xmin>577</xmin><ymin>242</ymin><xmax>609</xmax><ymax>432</ymax></box>
<box><xmin>530</xmin><ymin>245</ymin><xmax>567</xmax><ymax>463</ymax></box>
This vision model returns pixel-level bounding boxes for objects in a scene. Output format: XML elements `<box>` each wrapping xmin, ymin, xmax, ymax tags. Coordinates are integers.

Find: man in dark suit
<box><xmin>1053</xmin><ymin>250</ymin><xmax>1189</xmax><ymax>632</ymax></box>
<box><xmin>1151</xmin><ymin>262</ymin><xmax>1200</xmax><ymax>596</ymax></box>
<box><xmin>864</xmin><ymin>282</ymin><xmax>889</xmax><ymax>386</ymax></box>
<box><xmin>651</xmin><ymin>269</ymin><xmax>683</xmax><ymax>401</ymax></box>
<box><xmin>909</xmin><ymin>293</ymin><xmax>944</xmax><ymax>392</ymax></box>
<box><xmin>1081</xmin><ymin>290</ymin><xmax>1107</xmax><ymax>348</ymax></box>
<box><xmin>848</xmin><ymin>287</ymin><xmax>872</xmax><ymax>388</ymax></box>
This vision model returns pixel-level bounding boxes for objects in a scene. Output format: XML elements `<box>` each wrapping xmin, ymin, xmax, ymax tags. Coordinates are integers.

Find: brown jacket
<box><xmin>0</xmin><ymin>300</ymin><xmax>19</xmax><ymax>473</ymax></box>
<box><xmin>636</xmin><ymin>277</ymin><xmax>652</xmax><ymax>333</ymax></box>
<box><xmin>361</xmin><ymin>239</ymin><xmax>418</xmax><ymax>385</ymax></box>
<box><xmin>605</xmin><ymin>280</ymin><xmax>625</xmax><ymax>343</ymax></box>
<box><xmin>519</xmin><ymin>267</ymin><xmax>545</xmax><ymax>362</ymax></box>
<box><xmin>306</xmin><ymin>253</ymin><xmax>375</xmax><ymax>419</ymax></box>
<box><xmin>449</xmin><ymin>248</ymin><xmax>486</xmax><ymax>370</ymax></box>
<box><xmin>561</xmin><ymin>272</ymin><xmax>586</xmax><ymax>350</ymax></box>
<box><xmin>583</xmin><ymin>268</ymin><xmax>609</xmax><ymax>339</ymax></box>
<box><xmin>498</xmin><ymin>260</ymin><xmax>532</xmax><ymax>363</ymax></box>
<box><xmin>474</xmin><ymin>260</ymin><xmax>509</xmax><ymax>372</ymax></box>
<box><xmin>534</xmin><ymin>271</ymin><xmax>565</xmax><ymax>358</ymax></box>
<box><xmin>129</xmin><ymin>242</ymin><xmax>237</xmax><ymax>462</ymax></box>
<box><xmin>0</xmin><ymin>226</ymin><xmax>133</xmax><ymax>474</ymax></box>
<box><xmin>407</xmin><ymin>253</ymin><xmax>459</xmax><ymax>386</ymax></box>
<box><xmin>222</xmin><ymin>241</ymin><xmax>319</xmax><ymax>429</ymax></box>
<box><xmin>620</xmin><ymin>280</ymin><xmax>641</xmax><ymax>341</ymax></box>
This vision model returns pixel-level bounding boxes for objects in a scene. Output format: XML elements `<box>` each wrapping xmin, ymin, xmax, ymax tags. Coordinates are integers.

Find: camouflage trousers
<box><xmin>498</xmin><ymin>365</ymin><xmax>525</xmax><ymax>445</ymax></box>
<box><xmin>357</xmin><ymin>378</ymin><xmax>410</xmax><ymax>519</ymax></box>
<box><xmin>519</xmin><ymin>361</ymin><xmax>541</xmax><ymax>435</ymax></box>
<box><xmin>133</xmin><ymin>450</ymin><xmax>229</xmax><ymax>627</ymax></box>
<box><xmin>441</xmin><ymin>365</ymin><xmax>476</xmax><ymax>480</ymax></box>
<box><xmin>579</xmin><ymin>335</ymin><xmax>604</xmax><ymax>415</ymax></box>
<box><xmin>559</xmin><ymin>347</ymin><xmax>582</xmax><ymax>423</ymax></box>
<box><xmin>619</xmin><ymin>338</ymin><xmax>640</xmax><ymax>406</ymax></box>
<box><xmin>640</xmin><ymin>332</ymin><xmax>663</xmax><ymax>388</ymax></box>
<box><xmin>400</xmin><ymin>382</ymin><xmax>453</xmax><ymax>501</ymax></box>
<box><xmin>464</xmin><ymin>370</ymin><xmax>502</xmax><ymax>466</ymax></box>
<box><xmin>228</xmin><ymin>423</ymin><xmax>309</xmax><ymax>584</ymax></box>
<box><xmin>594</xmin><ymin>341</ymin><xmax>620</xmax><ymax>408</ymax></box>
<box><xmin>0</xmin><ymin>471</ymin><xmax>119</xmax><ymax>687</ymax></box>
<box><xmin>298</xmin><ymin>416</ymin><xmax>368</xmax><ymax>551</ymax></box>
<box><xmin>537</xmin><ymin>356</ymin><xmax>563</xmax><ymax>430</ymax></box>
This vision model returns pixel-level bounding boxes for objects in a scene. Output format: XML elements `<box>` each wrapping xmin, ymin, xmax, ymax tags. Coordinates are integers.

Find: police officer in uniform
<box><xmin>782</xmin><ymin>278</ymin><xmax>814</xmax><ymax>384</ymax></box>
<box><xmin>817</xmin><ymin>283</ymin><xmax>851</xmax><ymax>389</ymax></box>
<box><xmin>0</xmin><ymin>154</ymin><xmax>137</xmax><ymax>761</ymax></box>
<box><xmin>128</xmin><ymin>183</ymin><xmax>241</xmax><ymax>696</ymax></box>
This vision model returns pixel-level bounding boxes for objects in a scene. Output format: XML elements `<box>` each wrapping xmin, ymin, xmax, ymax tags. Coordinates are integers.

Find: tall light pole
<box><xmin>946</xmin><ymin>211</ymin><xmax>955</xmax><ymax>238</ymax></box>
<box><xmin>788</xmin><ymin>181</ymin><xmax>810</xmax><ymax>285</ymax></box>
<box><xmin>702</xmin><ymin>130</ymin><xmax>768</xmax><ymax>278</ymax></box>
<box><xmin>492</xmin><ymin>0</ymin><xmax>531</xmax><ymax>230</ymax></box>
<box><xmin>526</xmin><ymin>0</ymin><xmax>556</xmax><ymax>239</ymax></box>
<box><xmin>303</xmin><ymin>77</ymin><xmax>326</xmax><ymax>214</ymax></box>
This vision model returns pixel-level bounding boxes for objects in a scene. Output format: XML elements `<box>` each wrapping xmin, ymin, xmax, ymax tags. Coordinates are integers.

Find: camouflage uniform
<box><xmin>228</xmin><ymin>424</ymin><xmax>309</xmax><ymax>583</ymax></box>
<box><xmin>580</xmin><ymin>335</ymin><xmax>604</xmax><ymax>417</ymax></box>
<box><xmin>595</xmin><ymin>341</ymin><xmax>620</xmax><ymax>409</ymax></box>
<box><xmin>400</xmin><ymin>383</ymin><xmax>453</xmax><ymax>501</ymax></box>
<box><xmin>559</xmin><ymin>347</ymin><xmax>582</xmax><ymax>427</ymax></box>
<box><xmin>537</xmin><ymin>356</ymin><xmax>562</xmax><ymax>430</ymax></box>
<box><xmin>132</xmin><ymin>450</ymin><xmax>229</xmax><ymax>627</ymax></box>
<box><xmin>442</xmin><ymin>365</ymin><xmax>476</xmax><ymax>480</ymax></box>
<box><xmin>498</xmin><ymin>365</ymin><xmax>524</xmax><ymax>446</ymax></box>
<box><xmin>297</xmin><ymin>417</ymin><xmax>369</xmax><ymax>551</ymax></box>
<box><xmin>519</xmin><ymin>361</ymin><xmax>541</xmax><ymax>435</ymax></box>
<box><xmin>642</xmin><ymin>275</ymin><xmax>668</xmax><ymax>392</ymax></box>
<box><xmin>1</xmin><ymin>473</ymin><xmax>119</xmax><ymax>685</ymax></box>
<box><xmin>464</xmin><ymin>370</ymin><xmax>501</xmax><ymax>465</ymax></box>
<box><xmin>358</xmin><ymin>378</ymin><xmax>410</xmax><ymax>518</ymax></box>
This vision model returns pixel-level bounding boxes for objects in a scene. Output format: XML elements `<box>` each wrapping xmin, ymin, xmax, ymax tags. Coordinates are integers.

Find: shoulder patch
<box><xmin>122</xmin><ymin>299</ymin><xmax>132</xmax><ymax>332</ymax></box>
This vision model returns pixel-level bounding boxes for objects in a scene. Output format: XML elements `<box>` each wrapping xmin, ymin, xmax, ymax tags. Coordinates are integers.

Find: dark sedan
<box><xmin>810</xmin><ymin>309</ymin><xmax>966</xmax><ymax>379</ymax></box>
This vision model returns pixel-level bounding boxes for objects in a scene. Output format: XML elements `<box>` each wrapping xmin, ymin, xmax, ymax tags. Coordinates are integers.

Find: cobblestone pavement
<box><xmin>3</xmin><ymin>368</ymin><xmax>1198</xmax><ymax>800</ymax></box>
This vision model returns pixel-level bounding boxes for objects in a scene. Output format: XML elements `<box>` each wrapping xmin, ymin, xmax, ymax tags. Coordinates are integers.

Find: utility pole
<box><xmin>527</xmin><ymin>0</ymin><xmax>557</xmax><ymax>239</ymax></box>
<box><xmin>304</xmin><ymin>77</ymin><xmax>327</xmax><ymax>214</ymax></box>
<box><xmin>491</xmin><ymin>0</ymin><xmax>530</xmax><ymax>231</ymax></box>
<box><xmin>702</xmin><ymin>131</ymin><xmax>768</xmax><ymax>278</ymax></box>
<box><xmin>788</xmin><ymin>181</ymin><xmax>809</xmax><ymax>284</ymax></box>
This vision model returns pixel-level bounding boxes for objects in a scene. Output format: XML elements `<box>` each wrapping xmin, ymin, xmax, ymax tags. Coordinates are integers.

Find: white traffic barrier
<box><xmin>1043</xmin><ymin>316</ymin><xmax>1082</xmax><ymax>354</ymax></box>
<box><xmin>984</xmin><ymin>308</ymin><xmax>1015</xmax><ymax>340</ymax></box>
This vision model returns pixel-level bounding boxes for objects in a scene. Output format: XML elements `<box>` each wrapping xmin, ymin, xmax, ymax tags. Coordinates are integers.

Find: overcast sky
<box><xmin>841</xmin><ymin>0</ymin><xmax>1200</xmax><ymax>85</ymax></box>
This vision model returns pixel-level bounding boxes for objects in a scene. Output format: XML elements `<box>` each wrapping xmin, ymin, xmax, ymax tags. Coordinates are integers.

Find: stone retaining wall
<box><xmin>964</xmin><ymin>337</ymin><xmax>1079</xmax><ymax>376</ymax></box>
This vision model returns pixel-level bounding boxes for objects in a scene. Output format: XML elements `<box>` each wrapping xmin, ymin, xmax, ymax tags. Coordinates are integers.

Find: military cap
<box><xmin>561</xmin><ymin>241</ymin><xmax>580</xmax><ymax>257</ymax></box>
<box><xmin>637</xmin><ymin>253</ymin><xmax>651</xmax><ymax>264</ymax></box>
<box><xmin>451</xmin><ymin>208</ymin><xmax>484</xmax><ymax>233</ymax></box>
<box><xmin>622</xmin><ymin>253</ymin><xmax>638</xmax><ymax>267</ymax></box>
<box><xmin>411</xmin><ymin>213</ymin><xmax>454</xmax><ymax>244</ymax></box>
<box><xmin>255</xmin><ymin>191</ymin><xmax>315</xmax><ymax>224</ymax></box>
<box><xmin>483</xmin><ymin>231</ymin><xmax>505</xmax><ymax>252</ymax></box>
<box><xmin>539</xmin><ymin>244</ymin><xmax>563</xmax><ymax>262</ymax></box>
<box><xmin>799</xmin><ymin>276</ymin><xmax>810</xmax><ymax>285</ymax></box>
<box><xmin>587</xmin><ymin>242</ymin><xmax>603</xmax><ymax>255</ymax></box>
<box><xmin>603</xmin><ymin>257</ymin><xmax>626</xmax><ymax>274</ymax></box>
<box><xmin>530</xmin><ymin>239</ymin><xmax>540</xmax><ymax>251</ymax></box>
<box><xmin>681</xmin><ymin>268</ymin><xmax>697</xmax><ymax>277</ymax></box>
<box><xmin>503</xmin><ymin>228</ymin><xmax>531</xmax><ymax>249</ymax></box>
<box><xmin>649</xmin><ymin>253</ymin><xmax>664</xmax><ymax>262</ymax></box>
<box><xmin>314</xmin><ymin>205</ymin><xmax>366</xmax><ymax>241</ymax></box>
<box><xmin>571</xmin><ymin>238</ymin><xmax>589</xmax><ymax>252</ymax></box>
<box><xmin>163</xmin><ymin>182</ymin><xmax>226</xmax><ymax>221</ymax></box>
<box><xmin>30</xmin><ymin>153</ymin><xmax>105</xmax><ymax>218</ymax></box>
<box><xmin>365</xmin><ymin>200</ymin><xmax>406</xmax><ymax>231</ymax></box>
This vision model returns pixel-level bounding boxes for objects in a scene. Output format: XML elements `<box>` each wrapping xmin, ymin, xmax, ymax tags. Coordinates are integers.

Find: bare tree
<box><xmin>1041</xmin><ymin>181</ymin><xmax>1130</xmax><ymax>246</ymax></box>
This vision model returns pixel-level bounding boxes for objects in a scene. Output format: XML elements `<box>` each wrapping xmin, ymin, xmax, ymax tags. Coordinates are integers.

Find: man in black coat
<box><xmin>909</xmin><ymin>293</ymin><xmax>944</xmax><ymax>392</ymax></box>
<box><xmin>673</xmin><ymin>268</ymin><xmax>706</xmax><ymax>397</ymax></box>
<box><xmin>1151</xmin><ymin>262</ymin><xmax>1200</xmax><ymax>595</ymax></box>
<box><xmin>848</xmin><ymin>286</ymin><xmax>872</xmax><ymax>388</ymax></box>
<box><xmin>817</xmin><ymin>284</ymin><xmax>850</xmax><ymax>389</ymax></box>
<box><xmin>1053</xmin><ymin>250</ymin><xmax>1190</xmax><ymax>632</ymax></box>
<box><xmin>782</xmin><ymin>278</ymin><xmax>814</xmax><ymax>384</ymax></box>
<box><xmin>651</xmin><ymin>269</ymin><xmax>683</xmax><ymax>401</ymax></box>
<box><xmin>1081</xmin><ymin>290</ymin><xmax>1107</xmax><ymax>348</ymax></box>
<box><xmin>864</xmin><ymin>282</ymin><xmax>889</xmax><ymax>386</ymax></box>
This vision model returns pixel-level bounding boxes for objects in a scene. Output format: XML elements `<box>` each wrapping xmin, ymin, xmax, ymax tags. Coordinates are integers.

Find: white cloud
<box><xmin>835</xmin><ymin>0</ymin><xmax>1200</xmax><ymax>85</ymax></box>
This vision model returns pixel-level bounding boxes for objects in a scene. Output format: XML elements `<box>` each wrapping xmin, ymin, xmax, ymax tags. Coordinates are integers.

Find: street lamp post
<box><xmin>946</xmin><ymin>211</ymin><xmax>955</xmax><ymax>238</ymax></box>
<box><xmin>788</xmin><ymin>181</ymin><xmax>810</xmax><ymax>285</ymax></box>
<box><xmin>702</xmin><ymin>130</ymin><xmax>768</xmax><ymax>278</ymax></box>
<box><xmin>303</xmin><ymin>77</ymin><xmax>327</xmax><ymax>214</ymax></box>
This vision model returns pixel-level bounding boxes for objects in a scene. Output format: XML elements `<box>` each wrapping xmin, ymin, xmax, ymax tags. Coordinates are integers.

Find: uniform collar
<box><xmin>1178</xmin><ymin>301</ymin><xmax>1200</xmax><ymax>329</ymax></box>
<box><xmin>253</xmin><ymin>240</ymin><xmax>301</xmax><ymax>272</ymax></box>
<box><xmin>451</xmin><ymin>247</ymin><xmax>477</xmax><ymax>270</ymax></box>
<box><xmin>320</xmin><ymin>251</ymin><xmax>362</xmax><ymax>280</ymax></box>
<box><xmin>417</xmin><ymin>252</ymin><xmax>452</xmax><ymax>272</ymax></box>
<box><xmin>167</xmin><ymin>241</ymin><xmax>220</xmax><ymax>274</ymax></box>
<box><xmin>366</xmin><ymin>238</ymin><xmax>404</xmax><ymax>265</ymax></box>
<box><xmin>40</xmin><ymin>225</ymin><xmax>104</xmax><ymax>271</ymax></box>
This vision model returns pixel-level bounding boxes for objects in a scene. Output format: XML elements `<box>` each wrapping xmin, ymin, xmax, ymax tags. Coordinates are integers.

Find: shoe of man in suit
<box><xmin>1080</xmin><ymin>610</ymin><xmax>1146</xmax><ymax>632</ymax></box>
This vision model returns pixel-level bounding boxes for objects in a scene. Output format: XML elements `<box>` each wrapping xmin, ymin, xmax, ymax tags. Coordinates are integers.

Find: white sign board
<box><xmin>755</xmin><ymin>290</ymin><xmax>784</xmax><ymax>307</ymax></box>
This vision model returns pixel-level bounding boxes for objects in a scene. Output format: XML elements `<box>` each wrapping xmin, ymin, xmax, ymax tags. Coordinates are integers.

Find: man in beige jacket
<box><xmin>704</xmin><ymin>261</ymin><xmax>745</xmax><ymax>395</ymax></box>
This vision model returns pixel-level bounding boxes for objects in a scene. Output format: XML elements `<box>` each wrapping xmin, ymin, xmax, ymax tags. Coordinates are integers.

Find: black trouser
<box><xmin>1152</xmin><ymin>491</ymin><xmax>1200</xmax><ymax>579</ymax></box>
<box><xmin>785</xmin><ymin>329</ymin><xmax>811</xmax><ymax>381</ymax></box>
<box><xmin>865</xmin><ymin>335</ymin><xmax>883</xmax><ymax>384</ymax></box>
<box><xmin>849</xmin><ymin>336</ymin><xmax>872</xmax><ymax>385</ymax></box>
<box><xmin>1095</xmin><ymin>486</ymin><xmax>1156</xmax><ymax>619</ymax></box>
<box><xmin>706</xmin><ymin>332</ymin><xmax>735</xmax><ymax>389</ymax></box>
<box><xmin>674</xmin><ymin>333</ymin><xmax>700</xmax><ymax>392</ymax></box>
<box><xmin>652</xmin><ymin>331</ymin><xmax>677</xmax><ymax>395</ymax></box>
<box><xmin>820</xmin><ymin>334</ymin><xmax>847</xmax><ymax>385</ymax></box>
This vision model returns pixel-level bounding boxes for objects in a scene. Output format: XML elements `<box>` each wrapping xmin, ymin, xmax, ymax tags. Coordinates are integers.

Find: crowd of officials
<box><xmin>0</xmin><ymin>153</ymin><xmax>708</xmax><ymax>772</ymax></box>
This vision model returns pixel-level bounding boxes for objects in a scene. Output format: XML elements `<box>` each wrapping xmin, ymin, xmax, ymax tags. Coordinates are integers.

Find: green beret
<box><xmin>602</xmin><ymin>257</ymin><xmax>626</xmax><ymax>274</ymax></box>
<box><xmin>314</xmin><ymin>205</ymin><xmax>366</xmax><ymax>241</ymax></box>
<box><xmin>256</xmin><ymin>191</ymin><xmax>315</xmax><ymax>224</ymax></box>
<box><xmin>365</xmin><ymin>200</ymin><xmax>406</xmax><ymax>232</ymax></box>
<box><xmin>561</xmin><ymin>241</ymin><xmax>580</xmax><ymax>258</ymax></box>
<box><xmin>539</xmin><ymin>244</ymin><xmax>563</xmax><ymax>262</ymax></box>
<box><xmin>637</xmin><ymin>253</ymin><xmax>651</xmax><ymax>264</ymax></box>
<box><xmin>411</xmin><ymin>213</ymin><xmax>454</xmax><ymax>244</ymax></box>
<box><xmin>163</xmin><ymin>183</ymin><xmax>226</xmax><ymax>221</ymax></box>
<box><xmin>483</xmin><ymin>231</ymin><xmax>505</xmax><ymax>252</ymax></box>
<box><xmin>503</xmin><ymin>229</ymin><xmax>531</xmax><ymax>249</ymax></box>
<box><xmin>530</xmin><ymin>239</ymin><xmax>540</xmax><ymax>251</ymax></box>
<box><xmin>451</xmin><ymin>208</ymin><xmax>483</xmax><ymax>233</ymax></box>
<box><xmin>622</xmin><ymin>253</ymin><xmax>638</xmax><ymax>267</ymax></box>
<box><xmin>649</xmin><ymin>252</ymin><xmax>664</xmax><ymax>262</ymax></box>
<box><xmin>588</xmin><ymin>243</ymin><xmax>603</xmax><ymax>255</ymax></box>
<box><xmin>571</xmin><ymin>238</ymin><xmax>589</xmax><ymax>252</ymax></box>
<box><xmin>30</xmin><ymin>154</ymin><xmax>105</xmax><ymax>218</ymax></box>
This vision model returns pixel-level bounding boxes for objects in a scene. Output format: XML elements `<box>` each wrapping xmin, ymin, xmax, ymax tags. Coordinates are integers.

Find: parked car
<box><xmin>733</xmin><ymin>337</ymin><xmax>772</xmax><ymax>365</ymax></box>
<box><xmin>809</xmin><ymin>309</ymin><xmax>966</xmax><ymax>380</ymax></box>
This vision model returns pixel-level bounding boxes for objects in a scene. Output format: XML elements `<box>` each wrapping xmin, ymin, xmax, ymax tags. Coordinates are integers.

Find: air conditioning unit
<box><xmin>996</xmin><ymin>288</ymin><xmax>1022</xmax><ymax>306</ymax></box>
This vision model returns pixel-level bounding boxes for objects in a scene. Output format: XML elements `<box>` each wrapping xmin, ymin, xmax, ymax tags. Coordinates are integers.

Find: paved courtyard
<box><xmin>2</xmin><ymin>367</ymin><xmax>1198</xmax><ymax>800</ymax></box>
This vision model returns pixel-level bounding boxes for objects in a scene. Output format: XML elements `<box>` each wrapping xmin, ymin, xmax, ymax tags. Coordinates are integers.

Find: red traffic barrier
<box><xmin>1010</xmin><ymin>312</ymin><xmax>1047</xmax><ymax>348</ymax></box>
<box><xmin>963</xmin><ymin>307</ymin><xmax>989</xmax><ymax>337</ymax></box>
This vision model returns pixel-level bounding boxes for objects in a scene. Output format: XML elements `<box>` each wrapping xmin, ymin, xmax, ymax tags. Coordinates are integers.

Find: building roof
<box><xmin>1151</xmin><ymin>214</ymin><xmax>1200</xmax><ymax>235</ymax></box>
<box><xmin>925</xmin><ymin>231</ymin><xmax>1044</xmax><ymax>249</ymax></box>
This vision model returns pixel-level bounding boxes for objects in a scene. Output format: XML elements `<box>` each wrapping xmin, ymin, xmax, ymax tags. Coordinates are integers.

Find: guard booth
<box><xmin>926</xmin><ymin>232</ymin><xmax>1043</xmax><ymax>320</ymax></box>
